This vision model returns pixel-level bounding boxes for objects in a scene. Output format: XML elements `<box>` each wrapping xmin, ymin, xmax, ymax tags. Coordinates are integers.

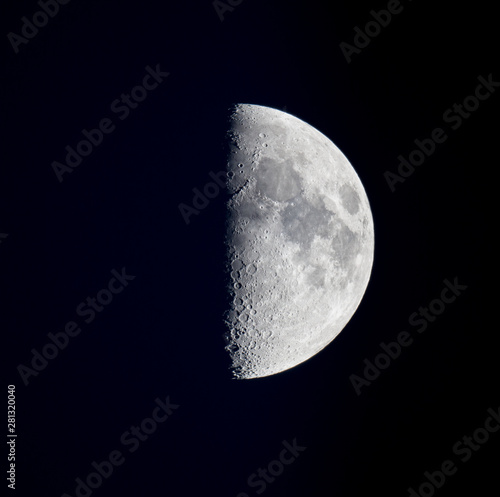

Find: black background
<box><xmin>1</xmin><ymin>0</ymin><xmax>498</xmax><ymax>496</ymax></box>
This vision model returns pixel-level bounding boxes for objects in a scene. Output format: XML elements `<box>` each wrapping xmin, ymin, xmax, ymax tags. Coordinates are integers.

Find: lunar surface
<box><xmin>223</xmin><ymin>104</ymin><xmax>374</xmax><ymax>379</ymax></box>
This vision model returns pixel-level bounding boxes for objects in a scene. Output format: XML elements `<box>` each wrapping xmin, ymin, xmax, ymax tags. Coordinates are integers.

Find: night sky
<box><xmin>1</xmin><ymin>1</ymin><xmax>498</xmax><ymax>496</ymax></box>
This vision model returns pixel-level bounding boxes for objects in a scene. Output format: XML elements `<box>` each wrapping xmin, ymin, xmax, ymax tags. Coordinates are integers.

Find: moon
<box><xmin>223</xmin><ymin>103</ymin><xmax>374</xmax><ymax>379</ymax></box>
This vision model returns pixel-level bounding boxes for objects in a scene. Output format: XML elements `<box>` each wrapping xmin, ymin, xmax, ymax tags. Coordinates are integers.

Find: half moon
<box><xmin>224</xmin><ymin>103</ymin><xmax>374</xmax><ymax>379</ymax></box>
